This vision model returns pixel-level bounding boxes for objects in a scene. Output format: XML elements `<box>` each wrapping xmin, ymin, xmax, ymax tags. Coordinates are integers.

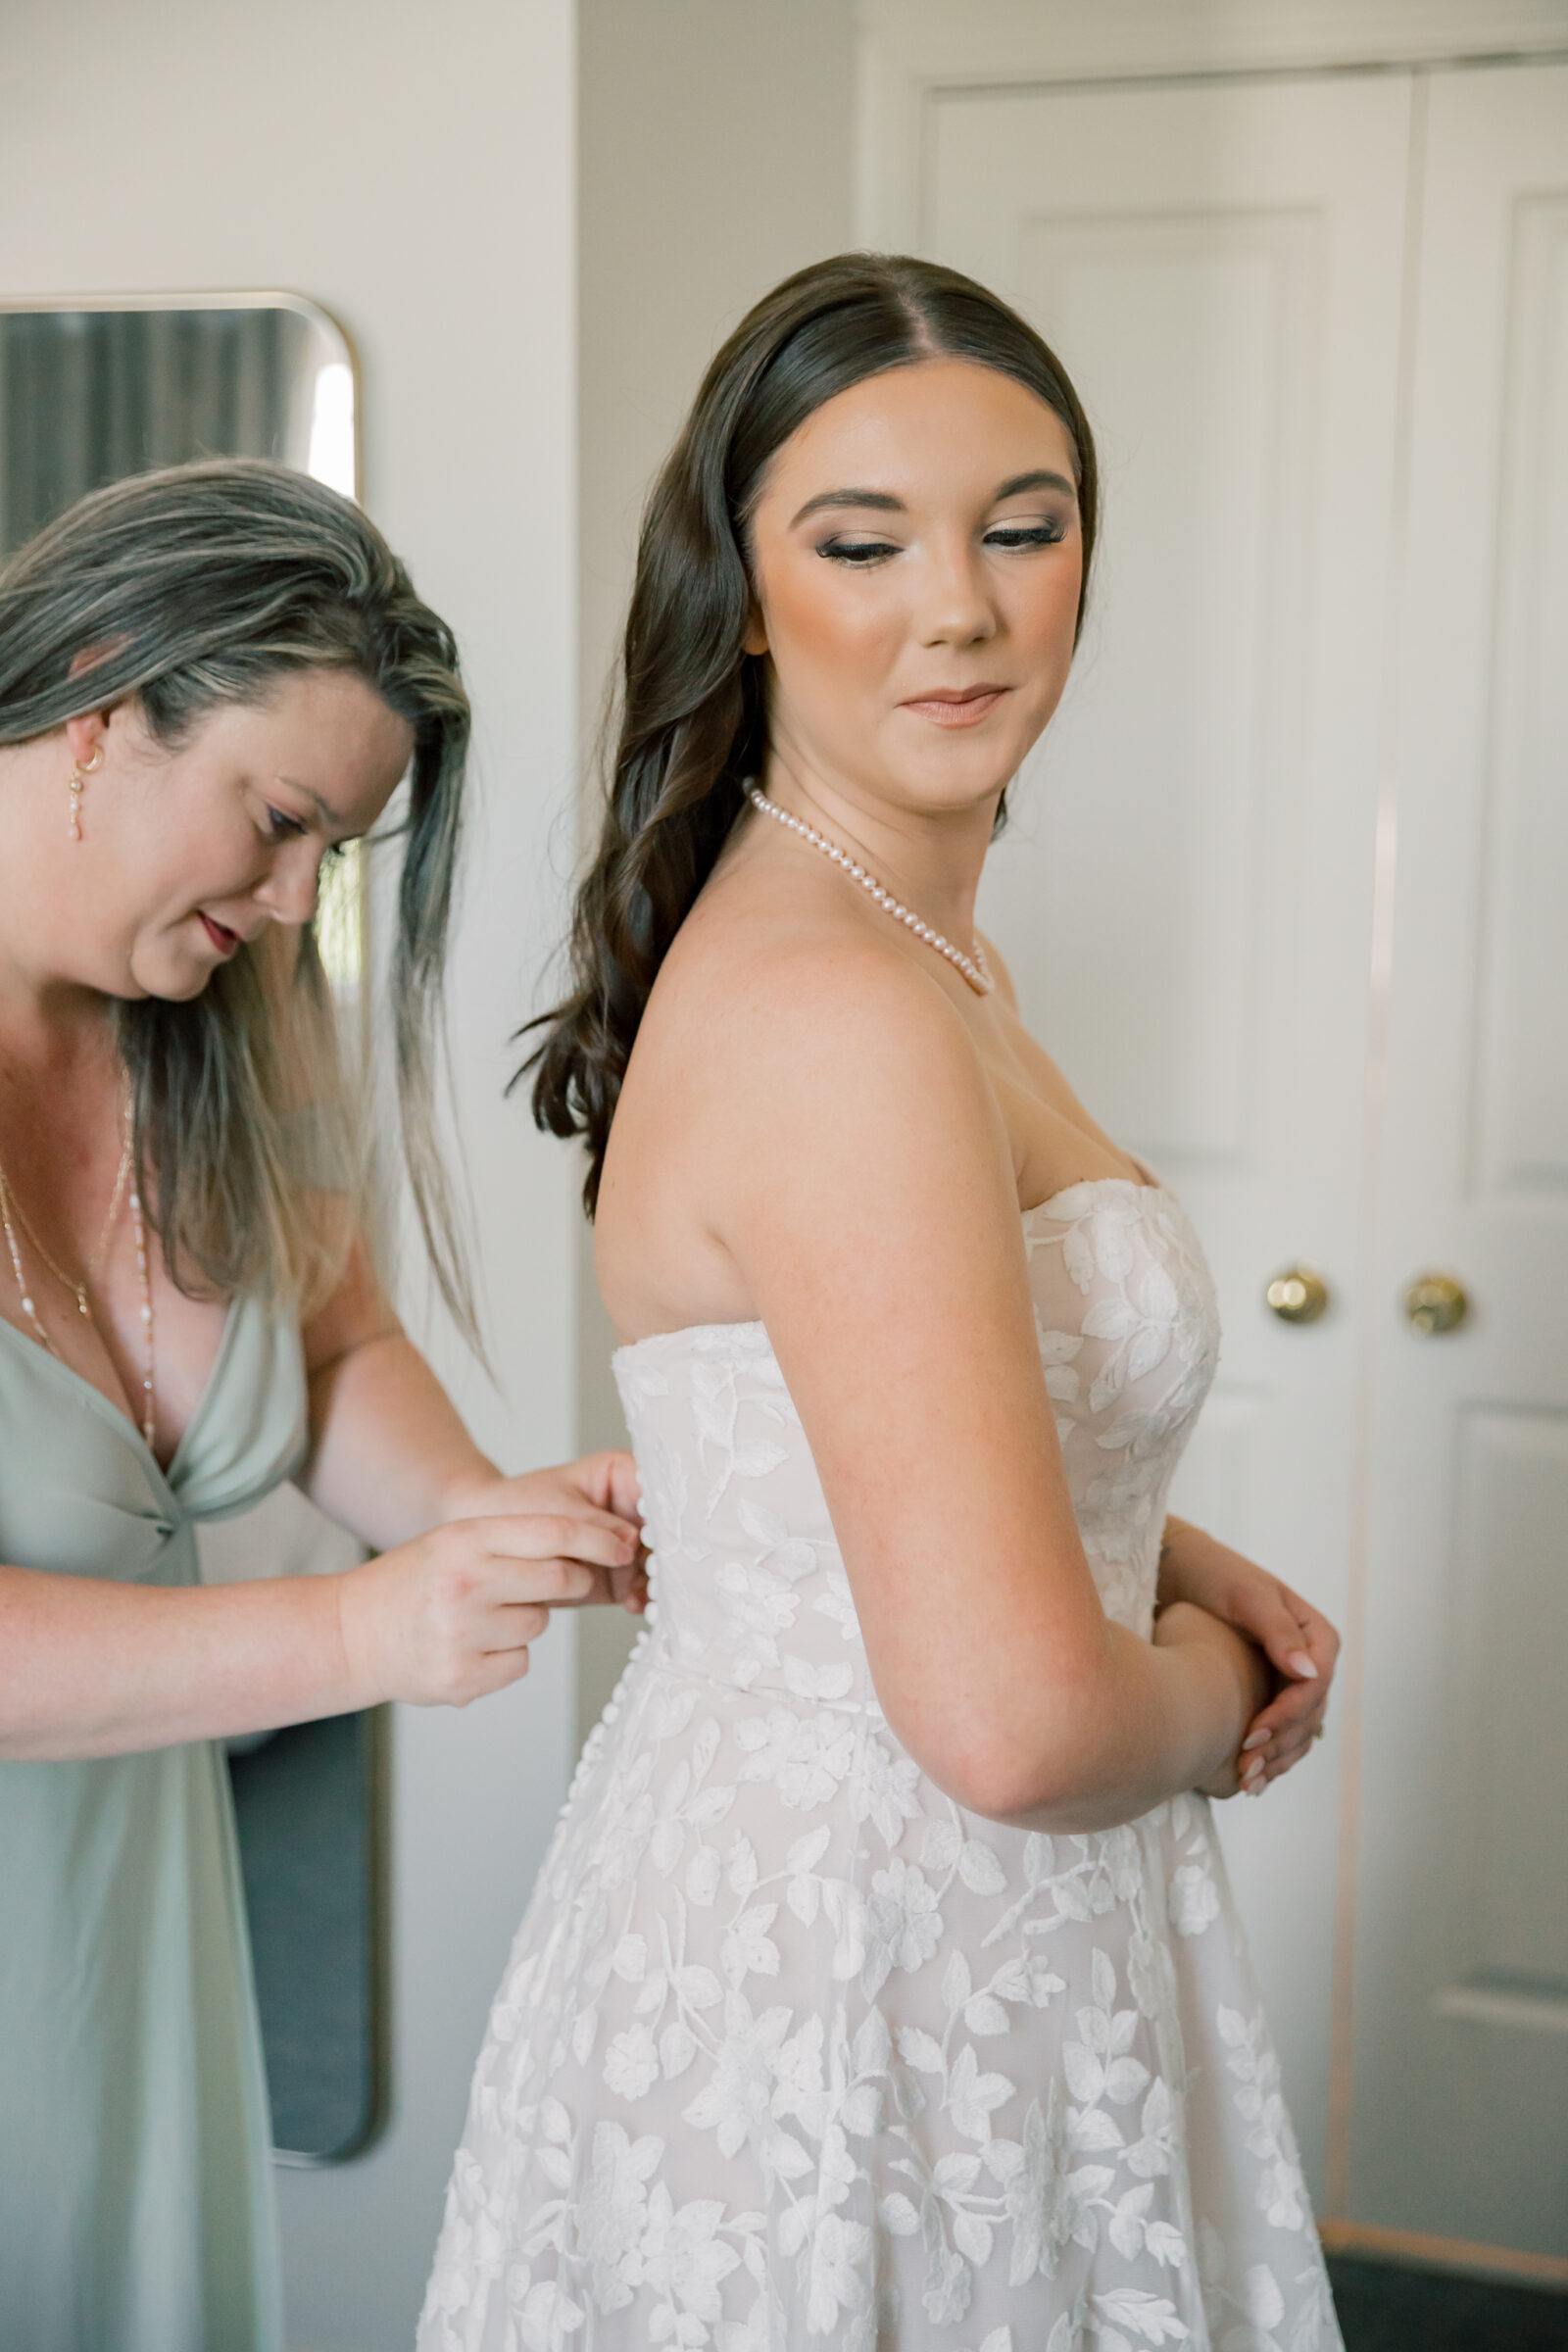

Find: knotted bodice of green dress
<box><xmin>0</xmin><ymin>1294</ymin><xmax>308</xmax><ymax>2352</ymax></box>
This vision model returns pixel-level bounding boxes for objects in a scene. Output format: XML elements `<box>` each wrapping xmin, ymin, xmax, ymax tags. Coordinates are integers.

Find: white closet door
<box><xmin>1350</xmin><ymin>61</ymin><xmax>1568</xmax><ymax>2270</ymax></box>
<box><xmin>928</xmin><ymin>73</ymin><xmax>1413</xmax><ymax>2196</ymax></box>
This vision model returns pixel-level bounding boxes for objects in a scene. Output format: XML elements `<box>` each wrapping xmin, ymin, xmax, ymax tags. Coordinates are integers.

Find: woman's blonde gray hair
<box><xmin>0</xmin><ymin>459</ymin><xmax>474</xmax><ymax>1333</ymax></box>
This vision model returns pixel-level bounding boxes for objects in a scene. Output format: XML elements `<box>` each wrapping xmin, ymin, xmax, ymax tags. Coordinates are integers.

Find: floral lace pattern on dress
<box><xmin>419</xmin><ymin>1181</ymin><xmax>1340</xmax><ymax>2352</ymax></box>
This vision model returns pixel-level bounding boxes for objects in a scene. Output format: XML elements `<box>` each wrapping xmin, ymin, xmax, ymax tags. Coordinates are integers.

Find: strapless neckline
<box><xmin>611</xmin><ymin>1170</ymin><xmax>1170</xmax><ymax>1369</ymax></box>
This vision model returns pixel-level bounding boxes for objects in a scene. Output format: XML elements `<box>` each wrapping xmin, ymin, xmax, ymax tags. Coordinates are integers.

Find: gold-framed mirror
<box><xmin>0</xmin><ymin>291</ymin><xmax>386</xmax><ymax>2166</ymax></box>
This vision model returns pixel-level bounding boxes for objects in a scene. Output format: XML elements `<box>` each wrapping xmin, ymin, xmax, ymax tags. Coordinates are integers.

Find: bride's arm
<box><xmin>986</xmin><ymin>930</ymin><xmax>1336</xmax><ymax>1793</ymax></box>
<box><xmin>704</xmin><ymin>937</ymin><xmax>1268</xmax><ymax>1834</ymax></box>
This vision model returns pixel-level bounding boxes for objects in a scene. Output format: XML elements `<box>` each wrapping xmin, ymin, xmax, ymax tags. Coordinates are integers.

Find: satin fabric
<box><xmin>0</xmin><ymin>1296</ymin><xmax>307</xmax><ymax>2352</ymax></box>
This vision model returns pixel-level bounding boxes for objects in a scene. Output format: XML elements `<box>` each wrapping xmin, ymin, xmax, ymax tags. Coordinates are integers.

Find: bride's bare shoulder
<box><xmin>644</xmin><ymin>859</ymin><xmax>977</xmax><ymax>1087</ymax></box>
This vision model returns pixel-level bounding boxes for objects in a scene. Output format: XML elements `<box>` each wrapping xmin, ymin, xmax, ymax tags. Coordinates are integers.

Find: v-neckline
<box><xmin>0</xmin><ymin>1296</ymin><xmax>242</xmax><ymax>1495</ymax></box>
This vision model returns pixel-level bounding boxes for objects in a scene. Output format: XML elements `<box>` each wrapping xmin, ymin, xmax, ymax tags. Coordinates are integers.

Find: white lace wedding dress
<box><xmin>420</xmin><ymin>1178</ymin><xmax>1341</xmax><ymax>2352</ymax></box>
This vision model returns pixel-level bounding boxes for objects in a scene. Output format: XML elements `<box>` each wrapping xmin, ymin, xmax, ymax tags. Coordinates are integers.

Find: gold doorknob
<box><xmin>1404</xmin><ymin>1273</ymin><xmax>1468</xmax><ymax>1335</ymax></box>
<box><xmin>1265</xmin><ymin>1267</ymin><xmax>1329</xmax><ymax>1324</ymax></box>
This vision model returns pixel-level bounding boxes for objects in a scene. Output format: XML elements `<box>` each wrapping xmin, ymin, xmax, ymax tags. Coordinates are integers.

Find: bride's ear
<box><xmin>742</xmin><ymin>600</ymin><xmax>769</xmax><ymax>659</ymax></box>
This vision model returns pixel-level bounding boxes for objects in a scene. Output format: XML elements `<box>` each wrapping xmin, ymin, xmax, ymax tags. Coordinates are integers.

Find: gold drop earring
<box><xmin>68</xmin><ymin>742</ymin><xmax>105</xmax><ymax>842</ymax></box>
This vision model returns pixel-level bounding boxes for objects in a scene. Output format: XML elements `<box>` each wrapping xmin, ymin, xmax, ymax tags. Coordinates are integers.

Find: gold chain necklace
<box><xmin>0</xmin><ymin>1096</ymin><xmax>158</xmax><ymax>1449</ymax></box>
<box><xmin>746</xmin><ymin>785</ymin><xmax>995</xmax><ymax>997</ymax></box>
<box><xmin>0</xmin><ymin>1121</ymin><xmax>130</xmax><ymax>1321</ymax></box>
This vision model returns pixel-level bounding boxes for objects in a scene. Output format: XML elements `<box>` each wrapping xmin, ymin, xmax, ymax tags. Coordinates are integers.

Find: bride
<box><xmin>422</xmin><ymin>254</ymin><xmax>1344</xmax><ymax>2351</ymax></box>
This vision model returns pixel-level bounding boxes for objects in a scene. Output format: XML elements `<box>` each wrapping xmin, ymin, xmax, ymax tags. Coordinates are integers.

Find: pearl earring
<box><xmin>68</xmin><ymin>742</ymin><xmax>105</xmax><ymax>842</ymax></box>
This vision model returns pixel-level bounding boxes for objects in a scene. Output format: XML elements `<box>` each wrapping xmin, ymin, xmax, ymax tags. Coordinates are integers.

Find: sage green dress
<box><xmin>0</xmin><ymin>1296</ymin><xmax>308</xmax><ymax>2352</ymax></box>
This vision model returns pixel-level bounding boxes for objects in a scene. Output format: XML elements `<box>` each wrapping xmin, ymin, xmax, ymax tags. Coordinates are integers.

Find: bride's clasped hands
<box><xmin>1155</xmin><ymin>1516</ymin><xmax>1339</xmax><ymax>1797</ymax></box>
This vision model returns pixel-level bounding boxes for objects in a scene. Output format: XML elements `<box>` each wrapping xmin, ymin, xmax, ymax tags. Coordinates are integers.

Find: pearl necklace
<box><xmin>746</xmin><ymin>786</ymin><xmax>995</xmax><ymax>997</ymax></box>
<box><xmin>0</xmin><ymin>1097</ymin><xmax>158</xmax><ymax>1449</ymax></box>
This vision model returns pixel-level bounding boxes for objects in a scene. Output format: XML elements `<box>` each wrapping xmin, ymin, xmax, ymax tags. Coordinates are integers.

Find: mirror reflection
<box><xmin>0</xmin><ymin>297</ymin><xmax>356</xmax><ymax>546</ymax></box>
<box><xmin>0</xmin><ymin>293</ymin><xmax>384</xmax><ymax>2167</ymax></box>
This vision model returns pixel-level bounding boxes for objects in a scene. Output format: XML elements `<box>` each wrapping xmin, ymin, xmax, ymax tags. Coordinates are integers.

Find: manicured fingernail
<box><xmin>1286</xmin><ymin>1651</ymin><xmax>1319</xmax><ymax>1680</ymax></box>
<box><xmin>1248</xmin><ymin>1777</ymin><xmax>1266</xmax><ymax>1796</ymax></box>
<box><xmin>1242</xmin><ymin>1730</ymin><xmax>1270</xmax><ymax>1751</ymax></box>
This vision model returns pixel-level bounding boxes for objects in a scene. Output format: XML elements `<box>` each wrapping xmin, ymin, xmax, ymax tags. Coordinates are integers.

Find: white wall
<box><xmin>0</xmin><ymin>3</ymin><xmax>579</xmax><ymax>2343</ymax></box>
<box><xmin>573</xmin><ymin>0</ymin><xmax>858</xmax><ymax>1735</ymax></box>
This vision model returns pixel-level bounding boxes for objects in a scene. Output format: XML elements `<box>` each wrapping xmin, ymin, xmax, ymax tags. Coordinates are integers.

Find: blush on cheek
<box><xmin>1012</xmin><ymin>581</ymin><xmax>1083</xmax><ymax>711</ymax></box>
<box><xmin>763</xmin><ymin>564</ymin><xmax>903</xmax><ymax>719</ymax></box>
<box><xmin>1022</xmin><ymin>543</ymin><xmax>1083</xmax><ymax>641</ymax></box>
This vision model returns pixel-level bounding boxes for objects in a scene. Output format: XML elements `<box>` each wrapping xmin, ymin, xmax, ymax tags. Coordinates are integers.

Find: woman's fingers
<box><xmin>1239</xmin><ymin>1692</ymin><xmax>1327</xmax><ymax>1769</ymax></box>
<box><xmin>1219</xmin><ymin>1565</ymin><xmax>1339</xmax><ymax>1690</ymax></box>
<box><xmin>462</xmin><ymin>1643</ymin><xmax>536</xmax><ymax>1700</ymax></box>
<box><xmin>1258</xmin><ymin>1727</ymin><xmax>1320</xmax><ymax>1786</ymax></box>
<box><xmin>544</xmin><ymin>1555</ymin><xmax>653</xmax><ymax>1612</ymax></box>
<box><xmin>1276</xmin><ymin>1584</ymin><xmax>1341</xmax><ymax>1678</ymax></box>
<box><xmin>454</xmin><ymin>1466</ymin><xmax>644</xmax><ymax>1552</ymax></box>
<box><xmin>548</xmin><ymin>1562</ymin><xmax>642</xmax><ymax>1609</ymax></box>
<box><xmin>1242</xmin><ymin>1580</ymin><xmax>1326</xmax><ymax>1686</ymax></box>
<box><xmin>476</xmin><ymin>1599</ymin><xmax>552</xmax><ymax>1653</ymax></box>
<box><xmin>1234</xmin><ymin>1630</ymin><xmax>1335</xmax><ymax>1789</ymax></box>
<box><xmin>559</xmin><ymin>1447</ymin><xmax>645</xmax><ymax>1529</ymax></box>
<box><xmin>1230</xmin><ymin>1587</ymin><xmax>1340</xmax><ymax>1792</ymax></box>
<box><xmin>1237</xmin><ymin>1694</ymin><xmax>1330</xmax><ymax>1789</ymax></box>
<box><xmin>601</xmin><ymin>1449</ymin><xmax>645</xmax><ymax>1529</ymax></box>
<box><xmin>1251</xmin><ymin>1671</ymin><xmax>1328</xmax><ymax>1739</ymax></box>
<box><xmin>352</xmin><ymin>1494</ymin><xmax>649</xmax><ymax>1714</ymax></box>
<box><xmin>473</xmin><ymin>1511</ymin><xmax>639</xmax><ymax>1573</ymax></box>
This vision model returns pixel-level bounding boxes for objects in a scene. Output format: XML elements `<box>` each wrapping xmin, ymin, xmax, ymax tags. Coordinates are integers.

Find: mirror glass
<box><xmin>0</xmin><ymin>294</ymin><xmax>385</xmax><ymax>2164</ymax></box>
<box><xmin>0</xmin><ymin>293</ymin><xmax>364</xmax><ymax>984</ymax></box>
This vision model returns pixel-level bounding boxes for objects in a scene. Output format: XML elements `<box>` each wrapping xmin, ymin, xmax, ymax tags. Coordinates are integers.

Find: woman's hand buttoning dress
<box><xmin>422</xmin><ymin>257</ymin><xmax>1344</xmax><ymax>2351</ymax></box>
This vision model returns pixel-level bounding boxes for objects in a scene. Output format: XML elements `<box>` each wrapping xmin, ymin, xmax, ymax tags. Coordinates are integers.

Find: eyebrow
<box><xmin>789</xmin><ymin>468</ymin><xmax>1077</xmax><ymax>527</ymax></box>
<box><xmin>277</xmin><ymin>775</ymin><xmax>347</xmax><ymax>833</ymax></box>
<box><xmin>995</xmin><ymin>468</ymin><xmax>1076</xmax><ymax>502</ymax></box>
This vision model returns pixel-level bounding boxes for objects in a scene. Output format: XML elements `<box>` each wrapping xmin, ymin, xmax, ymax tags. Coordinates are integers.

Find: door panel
<box><xmin>1470</xmin><ymin>191</ymin><xmax>1568</xmax><ymax>1200</ymax></box>
<box><xmin>930</xmin><ymin>73</ymin><xmax>1413</xmax><ymax>2199</ymax></box>
<box><xmin>1448</xmin><ymin>1411</ymin><xmax>1568</xmax><ymax>1990</ymax></box>
<box><xmin>1354</xmin><ymin>61</ymin><xmax>1568</xmax><ymax>2262</ymax></box>
<box><xmin>1005</xmin><ymin>207</ymin><xmax>1318</xmax><ymax>1165</ymax></box>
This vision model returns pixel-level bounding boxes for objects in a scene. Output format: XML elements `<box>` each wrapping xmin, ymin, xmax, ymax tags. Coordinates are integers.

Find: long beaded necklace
<box><xmin>0</xmin><ymin>1094</ymin><xmax>158</xmax><ymax>1449</ymax></box>
<box><xmin>746</xmin><ymin>785</ymin><xmax>995</xmax><ymax>997</ymax></box>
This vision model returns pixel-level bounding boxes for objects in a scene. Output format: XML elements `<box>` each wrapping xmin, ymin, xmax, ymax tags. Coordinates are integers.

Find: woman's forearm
<box><xmin>0</xmin><ymin>1561</ymin><xmax>363</xmax><ymax>1761</ymax></box>
<box><xmin>296</xmin><ymin>1240</ymin><xmax>500</xmax><ymax>1549</ymax></box>
<box><xmin>300</xmin><ymin>1328</ymin><xmax>497</xmax><ymax>1549</ymax></box>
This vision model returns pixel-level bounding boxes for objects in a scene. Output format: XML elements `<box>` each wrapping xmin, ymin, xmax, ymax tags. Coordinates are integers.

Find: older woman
<box><xmin>0</xmin><ymin>462</ymin><xmax>641</xmax><ymax>2352</ymax></box>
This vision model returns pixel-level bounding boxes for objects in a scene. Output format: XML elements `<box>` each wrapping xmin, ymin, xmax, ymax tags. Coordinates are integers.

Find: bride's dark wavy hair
<box><xmin>524</xmin><ymin>253</ymin><xmax>1098</xmax><ymax>1213</ymax></box>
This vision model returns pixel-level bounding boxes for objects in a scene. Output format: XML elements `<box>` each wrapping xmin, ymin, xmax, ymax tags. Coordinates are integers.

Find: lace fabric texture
<box><xmin>420</xmin><ymin>1180</ymin><xmax>1341</xmax><ymax>2352</ymax></box>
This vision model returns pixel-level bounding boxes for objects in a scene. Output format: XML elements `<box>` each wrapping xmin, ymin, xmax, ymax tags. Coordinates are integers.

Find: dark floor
<box><xmin>1329</xmin><ymin>2255</ymin><xmax>1568</xmax><ymax>2351</ymax></box>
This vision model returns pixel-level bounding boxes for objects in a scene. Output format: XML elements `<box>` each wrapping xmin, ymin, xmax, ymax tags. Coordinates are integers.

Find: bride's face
<box><xmin>744</xmin><ymin>356</ymin><xmax>1084</xmax><ymax>816</ymax></box>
